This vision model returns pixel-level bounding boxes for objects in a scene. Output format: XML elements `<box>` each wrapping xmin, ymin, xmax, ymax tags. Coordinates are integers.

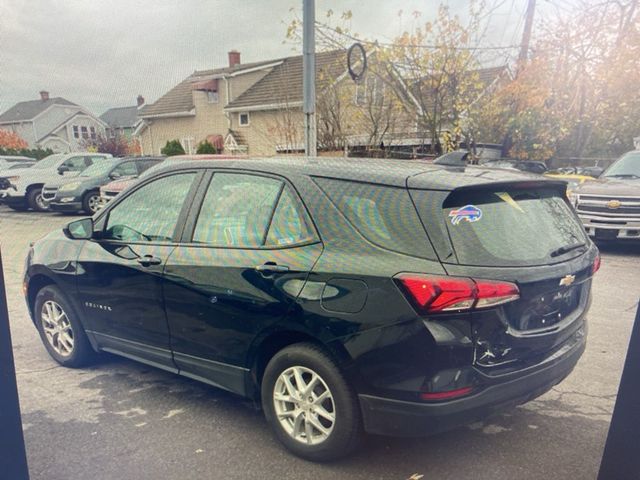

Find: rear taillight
<box><xmin>592</xmin><ymin>254</ymin><xmax>601</xmax><ymax>275</ymax></box>
<box><xmin>420</xmin><ymin>386</ymin><xmax>474</xmax><ymax>401</ymax></box>
<box><xmin>394</xmin><ymin>273</ymin><xmax>519</xmax><ymax>314</ymax></box>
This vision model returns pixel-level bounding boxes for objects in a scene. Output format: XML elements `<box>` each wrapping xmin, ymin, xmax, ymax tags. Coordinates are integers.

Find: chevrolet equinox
<box><xmin>24</xmin><ymin>157</ymin><xmax>599</xmax><ymax>461</ymax></box>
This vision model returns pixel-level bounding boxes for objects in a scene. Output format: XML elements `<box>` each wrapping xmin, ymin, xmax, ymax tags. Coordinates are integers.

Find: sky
<box><xmin>0</xmin><ymin>0</ymin><xmax>556</xmax><ymax>116</ymax></box>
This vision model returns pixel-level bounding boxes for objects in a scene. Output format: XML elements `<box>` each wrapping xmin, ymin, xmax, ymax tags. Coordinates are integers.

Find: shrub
<box><xmin>161</xmin><ymin>140</ymin><xmax>186</xmax><ymax>156</ymax></box>
<box><xmin>196</xmin><ymin>140</ymin><xmax>218</xmax><ymax>154</ymax></box>
<box><xmin>0</xmin><ymin>146</ymin><xmax>54</xmax><ymax>160</ymax></box>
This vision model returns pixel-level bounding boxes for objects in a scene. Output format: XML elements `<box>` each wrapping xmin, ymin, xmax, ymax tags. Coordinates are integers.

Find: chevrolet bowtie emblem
<box><xmin>607</xmin><ymin>199</ymin><xmax>621</xmax><ymax>209</ymax></box>
<box><xmin>559</xmin><ymin>274</ymin><xmax>576</xmax><ymax>287</ymax></box>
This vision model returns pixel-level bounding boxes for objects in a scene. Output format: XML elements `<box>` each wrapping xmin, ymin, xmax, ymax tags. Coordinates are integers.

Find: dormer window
<box><xmin>207</xmin><ymin>91</ymin><xmax>219</xmax><ymax>103</ymax></box>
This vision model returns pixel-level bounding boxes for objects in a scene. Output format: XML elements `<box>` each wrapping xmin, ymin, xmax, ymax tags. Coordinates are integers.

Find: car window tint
<box><xmin>313</xmin><ymin>177</ymin><xmax>436</xmax><ymax>259</ymax></box>
<box><xmin>104</xmin><ymin>173</ymin><xmax>195</xmax><ymax>243</ymax></box>
<box><xmin>112</xmin><ymin>161</ymin><xmax>138</xmax><ymax>177</ymax></box>
<box><xmin>265</xmin><ymin>186</ymin><xmax>315</xmax><ymax>247</ymax></box>
<box><xmin>193</xmin><ymin>173</ymin><xmax>282</xmax><ymax>247</ymax></box>
<box><xmin>137</xmin><ymin>159</ymin><xmax>161</xmax><ymax>174</ymax></box>
<box><xmin>63</xmin><ymin>156</ymin><xmax>88</xmax><ymax>170</ymax></box>
<box><xmin>433</xmin><ymin>187</ymin><xmax>588</xmax><ymax>267</ymax></box>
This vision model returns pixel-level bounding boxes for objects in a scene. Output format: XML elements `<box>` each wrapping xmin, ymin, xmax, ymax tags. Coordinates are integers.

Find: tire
<box><xmin>82</xmin><ymin>191</ymin><xmax>101</xmax><ymax>215</ymax></box>
<box><xmin>261</xmin><ymin>343</ymin><xmax>362</xmax><ymax>461</ymax></box>
<box><xmin>34</xmin><ymin>285</ymin><xmax>96</xmax><ymax>367</ymax></box>
<box><xmin>27</xmin><ymin>186</ymin><xmax>48</xmax><ymax>212</ymax></box>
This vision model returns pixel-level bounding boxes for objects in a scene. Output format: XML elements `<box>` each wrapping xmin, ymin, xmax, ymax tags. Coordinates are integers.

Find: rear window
<box><xmin>426</xmin><ymin>187</ymin><xmax>588</xmax><ymax>267</ymax></box>
<box><xmin>313</xmin><ymin>177</ymin><xmax>436</xmax><ymax>259</ymax></box>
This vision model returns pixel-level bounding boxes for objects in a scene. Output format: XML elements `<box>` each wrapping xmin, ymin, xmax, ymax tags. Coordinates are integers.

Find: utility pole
<box><xmin>303</xmin><ymin>0</ymin><xmax>317</xmax><ymax>157</ymax></box>
<box><xmin>517</xmin><ymin>0</ymin><xmax>536</xmax><ymax>76</ymax></box>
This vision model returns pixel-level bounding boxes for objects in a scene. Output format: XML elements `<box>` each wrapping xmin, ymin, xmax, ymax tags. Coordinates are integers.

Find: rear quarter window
<box><xmin>313</xmin><ymin>177</ymin><xmax>436</xmax><ymax>260</ymax></box>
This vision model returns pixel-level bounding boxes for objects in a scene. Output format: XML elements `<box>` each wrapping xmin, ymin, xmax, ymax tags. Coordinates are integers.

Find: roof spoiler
<box><xmin>451</xmin><ymin>179</ymin><xmax>568</xmax><ymax>194</ymax></box>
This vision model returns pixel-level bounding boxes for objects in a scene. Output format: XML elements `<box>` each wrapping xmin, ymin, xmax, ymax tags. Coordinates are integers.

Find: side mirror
<box><xmin>63</xmin><ymin>218</ymin><xmax>94</xmax><ymax>240</ymax></box>
<box><xmin>58</xmin><ymin>165</ymin><xmax>70</xmax><ymax>175</ymax></box>
<box><xmin>109</xmin><ymin>171</ymin><xmax>122</xmax><ymax>180</ymax></box>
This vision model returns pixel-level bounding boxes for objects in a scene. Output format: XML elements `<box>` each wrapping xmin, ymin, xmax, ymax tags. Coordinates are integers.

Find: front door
<box><xmin>77</xmin><ymin>171</ymin><xmax>200</xmax><ymax>369</ymax></box>
<box><xmin>163</xmin><ymin>171</ymin><xmax>322</xmax><ymax>394</ymax></box>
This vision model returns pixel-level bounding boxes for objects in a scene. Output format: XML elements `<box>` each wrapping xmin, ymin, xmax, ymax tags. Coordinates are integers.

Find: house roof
<box><xmin>226</xmin><ymin>50</ymin><xmax>347</xmax><ymax>110</ymax></box>
<box><xmin>0</xmin><ymin>97</ymin><xmax>77</xmax><ymax>123</ymax></box>
<box><xmin>139</xmin><ymin>59</ymin><xmax>285</xmax><ymax>118</ymax></box>
<box><xmin>100</xmin><ymin>105</ymin><xmax>139</xmax><ymax>129</ymax></box>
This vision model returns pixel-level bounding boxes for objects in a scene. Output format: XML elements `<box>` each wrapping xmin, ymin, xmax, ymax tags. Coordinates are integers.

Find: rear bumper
<box><xmin>359</xmin><ymin>324</ymin><xmax>586</xmax><ymax>437</ymax></box>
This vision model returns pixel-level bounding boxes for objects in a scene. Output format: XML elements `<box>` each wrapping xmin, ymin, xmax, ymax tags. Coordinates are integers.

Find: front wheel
<box><xmin>261</xmin><ymin>343</ymin><xmax>362</xmax><ymax>461</ymax></box>
<box><xmin>34</xmin><ymin>285</ymin><xmax>96</xmax><ymax>367</ymax></box>
<box><xmin>82</xmin><ymin>191</ymin><xmax>101</xmax><ymax>214</ymax></box>
<box><xmin>27</xmin><ymin>187</ymin><xmax>48</xmax><ymax>211</ymax></box>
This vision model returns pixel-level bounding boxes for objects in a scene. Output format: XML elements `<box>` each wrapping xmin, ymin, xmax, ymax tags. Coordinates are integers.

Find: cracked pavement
<box><xmin>1</xmin><ymin>205</ymin><xmax>639</xmax><ymax>479</ymax></box>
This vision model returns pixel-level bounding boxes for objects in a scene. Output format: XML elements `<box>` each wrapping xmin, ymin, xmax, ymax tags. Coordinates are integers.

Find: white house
<box><xmin>0</xmin><ymin>91</ymin><xmax>107</xmax><ymax>152</ymax></box>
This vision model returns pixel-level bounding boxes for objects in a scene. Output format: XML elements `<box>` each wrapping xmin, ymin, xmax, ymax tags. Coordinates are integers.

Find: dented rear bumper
<box><xmin>358</xmin><ymin>323</ymin><xmax>586</xmax><ymax>437</ymax></box>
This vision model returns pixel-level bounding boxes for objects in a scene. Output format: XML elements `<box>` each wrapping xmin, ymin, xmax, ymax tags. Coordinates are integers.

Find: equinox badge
<box><xmin>559</xmin><ymin>274</ymin><xmax>576</xmax><ymax>287</ymax></box>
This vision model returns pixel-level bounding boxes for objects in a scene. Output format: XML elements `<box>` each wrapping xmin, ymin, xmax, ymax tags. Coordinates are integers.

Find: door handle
<box><xmin>137</xmin><ymin>255</ymin><xmax>162</xmax><ymax>267</ymax></box>
<box><xmin>255</xmin><ymin>262</ymin><xmax>289</xmax><ymax>274</ymax></box>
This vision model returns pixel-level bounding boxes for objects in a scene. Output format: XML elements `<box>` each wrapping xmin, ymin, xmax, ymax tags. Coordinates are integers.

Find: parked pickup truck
<box><xmin>0</xmin><ymin>152</ymin><xmax>112</xmax><ymax>211</ymax></box>
<box><xmin>572</xmin><ymin>150</ymin><xmax>640</xmax><ymax>240</ymax></box>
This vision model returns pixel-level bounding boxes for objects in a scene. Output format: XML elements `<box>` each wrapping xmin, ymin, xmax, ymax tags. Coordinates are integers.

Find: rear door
<box><xmin>163</xmin><ymin>170</ymin><xmax>322</xmax><ymax>395</ymax></box>
<box><xmin>410</xmin><ymin>184</ymin><xmax>598</xmax><ymax>372</ymax></box>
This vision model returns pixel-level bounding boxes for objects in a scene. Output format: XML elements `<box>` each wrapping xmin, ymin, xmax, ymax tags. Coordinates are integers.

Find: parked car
<box><xmin>100</xmin><ymin>154</ymin><xmax>241</xmax><ymax>204</ymax></box>
<box><xmin>573</xmin><ymin>150</ymin><xmax>640</xmax><ymax>240</ymax></box>
<box><xmin>0</xmin><ymin>155</ymin><xmax>37</xmax><ymax>172</ymax></box>
<box><xmin>43</xmin><ymin>156</ymin><xmax>162</xmax><ymax>214</ymax></box>
<box><xmin>0</xmin><ymin>152</ymin><xmax>112</xmax><ymax>211</ymax></box>
<box><xmin>24</xmin><ymin>157</ymin><xmax>598</xmax><ymax>461</ymax></box>
<box><xmin>543</xmin><ymin>172</ymin><xmax>595</xmax><ymax>198</ymax></box>
<box><xmin>482</xmin><ymin>159</ymin><xmax>548</xmax><ymax>174</ymax></box>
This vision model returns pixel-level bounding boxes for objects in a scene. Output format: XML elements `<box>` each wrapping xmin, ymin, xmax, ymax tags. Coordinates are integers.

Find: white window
<box><xmin>181</xmin><ymin>137</ymin><xmax>195</xmax><ymax>154</ymax></box>
<box><xmin>206</xmin><ymin>91</ymin><xmax>219</xmax><ymax>103</ymax></box>
<box><xmin>239</xmin><ymin>112</ymin><xmax>250</xmax><ymax>126</ymax></box>
<box><xmin>72</xmin><ymin>126</ymin><xmax>79</xmax><ymax>139</ymax></box>
<box><xmin>81</xmin><ymin>126</ymin><xmax>88</xmax><ymax>139</ymax></box>
<box><xmin>355</xmin><ymin>76</ymin><xmax>384</xmax><ymax>106</ymax></box>
<box><xmin>90</xmin><ymin>126</ymin><xmax>97</xmax><ymax>140</ymax></box>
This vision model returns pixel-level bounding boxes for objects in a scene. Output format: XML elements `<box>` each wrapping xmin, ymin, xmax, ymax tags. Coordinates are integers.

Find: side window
<box><xmin>265</xmin><ymin>186</ymin><xmax>315</xmax><ymax>246</ymax></box>
<box><xmin>111</xmin><ymin>161</ymin><xmax>138</xmax><ymax>177</ymax></box>
<box><xmin>193</xmin><ymin>173</ymin><xmax>282</xmax><ymax>247</ymax></box>
<box><xmin>104</xmin><ymin>173</ymin><xmax>195</xmax><ymax>243</ymax></box>
<box><xmin>62</xmin><ymin>156</ymin><xmax>87</xmax><ymax>171</ymax></box>
<box><xmin>137</xmin><ymin>160</ymin><xmax>160</xmax><ymax>174</ymax></box>
<box><xmin>313</xmin><ymin>177</ymin><xmax>436</xmax><ymax>259</ymax></box>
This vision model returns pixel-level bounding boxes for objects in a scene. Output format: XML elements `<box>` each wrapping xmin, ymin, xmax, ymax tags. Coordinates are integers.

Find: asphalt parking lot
<box><xmin>1</xmin><ymin>204</ymin><xmax>639</xmax><ymax>480</ymax></box>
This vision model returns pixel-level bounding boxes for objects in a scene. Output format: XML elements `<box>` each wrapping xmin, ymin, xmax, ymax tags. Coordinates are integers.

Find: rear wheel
<box><xmin>34</xmin><ymin>285</ymin><xmax>95</xmax><ymax>367</ymax></box>
<box><xmin>27</xmin><ymin>187</ymin><xmax>48</xmax><ymax>211</ymax></box>
<box><xmin>261</xmin><ymin>343</ymin><xmax>362</xmax><ymax>461</ymax></box>
<box><xmin>82</xmin><ymin>191</ymin><xmax>101</xmax><ymax>214</ymax></box>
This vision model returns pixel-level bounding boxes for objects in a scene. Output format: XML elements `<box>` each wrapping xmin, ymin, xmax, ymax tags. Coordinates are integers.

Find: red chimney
<box><xmin>137</xmin><ymin>95</ymin><xmax>145</xmax><ymax>107</ymax></box>
<box><xmin>40</xmin><ymin>91</ymin><xmax>49</xmax><ymax>101</ymax></box>
<box><xmin>228</xmin><ymin>50</ymin><xmax>241</xmax><ymax>68</ymax></box>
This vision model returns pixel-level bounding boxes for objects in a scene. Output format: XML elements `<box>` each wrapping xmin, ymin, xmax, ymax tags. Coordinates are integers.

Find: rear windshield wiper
<box><xmin>549</xmin><ymin>242</ymin><xmax>587</xmax><ymax>258</ymax></box>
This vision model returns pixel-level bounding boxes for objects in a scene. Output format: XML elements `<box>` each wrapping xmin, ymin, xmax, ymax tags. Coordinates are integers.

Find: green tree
<box><xmin>161</xmin><ymin>140</ymin><xmax>186</xmax><ymax>156</ymax></box>
<box><xmin>196</xmin><ymin>140</ymin><xmax>218</xmax><ymax>154</ymax></box>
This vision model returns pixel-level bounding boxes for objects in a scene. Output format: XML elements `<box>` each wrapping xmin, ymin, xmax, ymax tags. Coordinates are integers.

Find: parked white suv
<box><xmin>0</xmin><ymin>153</ymin><xmax>112</xmax><ymax>211</ymax></box>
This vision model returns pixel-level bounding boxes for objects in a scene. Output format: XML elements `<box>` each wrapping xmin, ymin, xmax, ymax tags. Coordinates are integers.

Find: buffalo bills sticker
<box><xmin>449</xmin><ymin>205</ymin><xmax>482</xmax><ymax>225</ymax></box>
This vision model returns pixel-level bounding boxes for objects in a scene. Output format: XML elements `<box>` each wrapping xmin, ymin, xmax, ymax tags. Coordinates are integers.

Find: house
<box><xmin>0</xmin><ymin>91</ymin><xmax>107</xmax><ymax>152</ymax></box>
<box><xmin>135</xmin><ymin>51</ymin><xmax>284</xmax><ymax>155</ymax></box>
<box><xmin>137</xmin><ymin>48</ymin><xmax>509</xmax><ymax>157</ymax></box>
<box><xmin>100</xmin><ymin>95</ymin><xmax>145</xmax><ymax>140</ymax></box>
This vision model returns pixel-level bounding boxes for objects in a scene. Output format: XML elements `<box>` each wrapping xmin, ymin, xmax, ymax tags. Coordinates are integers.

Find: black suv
<box><xmin>24</xmin><ymin>157</ymin><xmax>598</xmax><ymax>461</ymax></box>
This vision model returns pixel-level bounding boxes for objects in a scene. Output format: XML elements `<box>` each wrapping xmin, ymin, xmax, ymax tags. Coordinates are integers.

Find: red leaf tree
<box><xmin>0</xmin><ymin>130</ymin><xmax>29</xmax><ymax>149</ymax></box>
